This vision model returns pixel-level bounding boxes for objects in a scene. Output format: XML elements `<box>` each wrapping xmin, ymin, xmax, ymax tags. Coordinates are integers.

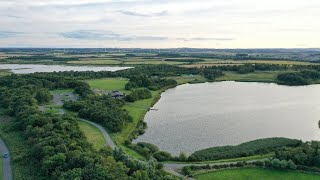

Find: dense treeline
<box><xmin>24</xmin><ymin>64</ymin><xmax>320</xmax><ymax>83</ymax></box>
<box><xmin>0</xmin><ymin>74</ymin><xmax>176</xmax><ymax>179</ymax></box>
<box><xmin>275</xmin><ymin>141</ymin><xmax>320</xmax><ymax>167</ymax></box>
<box><xmin>189</xmin><ymin>138</ymin><xmax>301</xmax><ymax>161</ymax></box>
<box><xmin>277</xmin><ymin>70</ymin><xmax>320</xmax><ymax>85</ymax></box>
<box><xmin>5</xmin><ymin>55</ymin><xmax>79</xmax><ymax>62</ymax></box>
<box><xmin>183</xmin><ymin>141</ymin><xmax>320</xmax><ymax>177</ymax></box>
<box><xmin>125</xmin><ymin>76</ymin><xmax>177</xmax><ymax>90</ymax></box>
<box><xmin>164</xmin><ymin>59</ymin><xmax>204</xmax><ymax>63</ymax></box>
<box><xmin>125</xmin><ymin>89</ymin><xmax>152</xmax><ymax>102</ymax></box>
<box><xmin>0</xmin><ymin>77</ymin><xmax>130</xmax><ymax>179</ymax></box>
<box><xmin>64</xmin><ymin>95</ymin><xmax>132</xmax><ymax>132</ymax></box>
<box><xmin>203</xmin><ymin>69</ymin><xmax>223</xmax><ymax>80</ymax></box>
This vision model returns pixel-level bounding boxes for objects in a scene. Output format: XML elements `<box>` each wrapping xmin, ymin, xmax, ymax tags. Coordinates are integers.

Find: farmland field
<box><xmin>216</xmin><ymin>71</ymin><xmax>297</xmax><ymax>83</ymax></box>
<box><xmin>194</xmin><ymin>168</ymin><xmax>320</xmax><ymax>180</ymax></box>
<box><xmin>86</xmin><ymin>78</ymin><xmax>129</xmax><ymax>93</ymax></box>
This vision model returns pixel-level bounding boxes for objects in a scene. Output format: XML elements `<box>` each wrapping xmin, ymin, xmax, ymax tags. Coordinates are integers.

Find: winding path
<box><xmin>0</xmin><ymin>138</ymin><xmax>12</xmax><ymax>180</ymax></box>
<box><xmin>43</xmin><ymin>93</ymin><xmax>260</xmax><ymax>179</ymax></box>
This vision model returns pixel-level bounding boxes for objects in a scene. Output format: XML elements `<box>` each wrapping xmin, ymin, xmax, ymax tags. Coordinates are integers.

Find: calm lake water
<box><xmin>135</xmin><ymin>81</ymin><xmax>320</xmax><ymax>155</ymax></box>
<box><xmin>0</xmin><ymin>64</ymin><xmax>130</xmax><ymax>74</ymax></box>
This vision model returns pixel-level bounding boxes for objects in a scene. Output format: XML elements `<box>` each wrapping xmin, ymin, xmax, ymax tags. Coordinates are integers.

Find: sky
<box><xmin>0</xmin><ymin>0</ymin><xmax>319</xmax><ymax>48</ymax></box>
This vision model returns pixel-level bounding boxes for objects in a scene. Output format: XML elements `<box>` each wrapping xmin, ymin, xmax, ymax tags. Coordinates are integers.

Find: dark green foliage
<box><xmin>237</xmin><ymin>65</ymin><xmax>255</xmax><ymax>74</ymax></box>
<box><xmin>0</xmin><ymin>74</ymin><xmax>177</xmax><ymax>179</ymax></box>
<box><xmin>6</xmin><ymin>55</ymin><xmax>79</xmax><ymax>62</ymax></box>
<box><xmin>113</xmin><ymin>148</ymin><xmax>177</xmax><ymax>179</ymax></box>
<box><xmin>277</xmin><ymin>73</ymin><xmax>310</xmax><ymax>85</ymax></box>
<box><xmin>125</xmin><ymin>76</ymin><xmax>177</xmax><ymax>90</ymax></box>
<box><xmin>189</xmin><ymin>138</ymin><xmax>301</xmax><ymax>161</ymax></box>
<box><xmin>0</xmin><ymin>78</ymin><xmax>130</xmax><ymax>179</ymax></box>
<box><xmin>275</xmin><ymin>141</ymin><xmax>320</xmax><ymax>167</ymax></box>
<box><xmin>137</xmin><ymin>142</ymin><xmax>160</xmax><ymax>154</ymax></box>
<box><xmin>35</xmin><ymin>88</ymin><xmax>53</xmax><ymax>104</ymax></box>
<box><xmin>64</xmin><ymin>95</ymin><xmax>132</xmax><ymax>132</ymax></box>
<box><xmin>125</xmin><ymin>89</ymin><xmax>152</xmax><ymax>102</ymax></box>
<box><xmin>277</xmin><ymin>70</ymin><xmax>320</xmax><ymax>85</ymax></box>
<box><xmin>203</xmin><ymin>69</ymin><xmax>223</xmax><ymax>80</ymax></box>
<box><xmin>153</xmin><ymin>151</ymin><xmax>172</xmax><ymax>161</ymax></box>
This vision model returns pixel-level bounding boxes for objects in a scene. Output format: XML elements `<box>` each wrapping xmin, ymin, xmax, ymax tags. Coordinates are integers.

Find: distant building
<box><xmin>109</xmin><ymin>90</ymin><xmax>126</xmax><ymax>99</ymax></box>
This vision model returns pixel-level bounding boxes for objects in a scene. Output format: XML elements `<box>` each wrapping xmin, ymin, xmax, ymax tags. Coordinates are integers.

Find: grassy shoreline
<box><xmin>85</xmin><ymin>71</ymin><xmax>320</xmax><ymax>160</ymax></box>
<box><xmin>193</xmin><ymin>167</ymin><xmax>320</xmax><ymax>180</ymax></box>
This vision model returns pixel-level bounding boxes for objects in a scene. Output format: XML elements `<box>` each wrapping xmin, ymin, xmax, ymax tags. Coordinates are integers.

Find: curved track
<box><xmin>0</xmin><ymin>138</ymin><xmax>12</xmax><ymax>180</ymax></box>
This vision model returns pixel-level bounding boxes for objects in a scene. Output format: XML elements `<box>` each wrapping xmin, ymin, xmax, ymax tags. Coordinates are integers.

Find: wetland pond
<box><xmin>135</xmin><ymin>81</ymin><xmax>320</xmax><ymax>155</ymax></box>
<box><xmin>0</xmin><ymin>64</ymin><xmax>130</xmax><ymax>74</ymax></box>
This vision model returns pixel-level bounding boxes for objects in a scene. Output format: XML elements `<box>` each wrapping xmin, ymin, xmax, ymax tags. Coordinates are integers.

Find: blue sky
<box><xmin>0</xmin><ymin>0</ymin><xmax>319</xmax><ymax>48</ymax></box>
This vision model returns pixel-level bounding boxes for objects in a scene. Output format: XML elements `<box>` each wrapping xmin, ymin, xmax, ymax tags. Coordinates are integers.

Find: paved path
<box><xmin>0</xmin><ymin>138</ymin><xmax>12</xmax><ymax>180</ymax></box>
<box><xmin>78</xmin><ymin>118</ymin><xmax>116</xmax><ymax>150</ymax></box>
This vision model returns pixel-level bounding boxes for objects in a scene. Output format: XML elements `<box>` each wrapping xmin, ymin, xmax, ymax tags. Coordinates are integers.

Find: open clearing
<box><xmin>86</xmin><ymin>78</ymin><xmax>129</xmax><ymax>93</ymax></box>
<box><xmin>216</xmin><ymin>71</ymin><xmax>295</xmax><ymax>83</ymax></box>
<box><xmin>78</xmin><ymin>121</ymin><xmax>105</xmax><ymax>150</ymax></box>
<box><xmin>0</xmin><ymin>69</ymin><xmax>10</xmax><ymax>77</ymax></box>
<box><xmin>194</xmin><ymin>168</ymin><xmax>320</xmax><ymax>180</ymax></box>
<box><xmin>181</xmin><ymin>60</ymin><xmax>318</xmax><ymax>68</ymax></box>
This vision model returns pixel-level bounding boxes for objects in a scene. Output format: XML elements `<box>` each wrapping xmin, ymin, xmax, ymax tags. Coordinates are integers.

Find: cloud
<box><xmin>60</xmin><ymin>30</ymin><xmax>233</xmax><ymax>43</ymax></box>
<box><xmin>0</xmin><ymin>31</ymin><xmax>22</xmax><ymax>38</ymax></box>
<box><xmin>176</xmin><ymin>37</ymin><xmax>234</xmax><ymax>42</ymax></box>
<box><xmin>5</xmin><ymin>15</ymin><xmax>23</xmax><ymax>19</ymax></box>
<box><xmin>118</xmin><ymin>10</ymin><xmax>168</xmax><ymax>17</ymax></box>
<box><xmin>60</xmin><ymin>30</ymin><xmax>168</xmax><ymax>41</ymax></box>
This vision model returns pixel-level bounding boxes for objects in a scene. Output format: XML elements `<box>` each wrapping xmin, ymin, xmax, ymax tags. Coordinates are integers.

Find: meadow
<box><xmin>0</xmin><ymin>69</ymin><xmax>10</xmax><ymax>77</ymax></box>
<box><xmin>194</xmin><ymin>168</ymin><xmax>320</xmax><ymax>180</ymax></box>
<box><xmin>78</xmin><ymin>121</ymin><xmax>105</xmax><ymax>150</ymax></box>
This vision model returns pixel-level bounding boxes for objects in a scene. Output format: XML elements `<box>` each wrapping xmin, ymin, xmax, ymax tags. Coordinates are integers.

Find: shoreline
<box><xmin>129</xmin><ymin>79</ymin><xmax>319</xmax><ymax>157</ymax></box>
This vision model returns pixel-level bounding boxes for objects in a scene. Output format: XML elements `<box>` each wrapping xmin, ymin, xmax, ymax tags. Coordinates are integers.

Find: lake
<box><xmin>0</xmin><ymin>64</ymin><xmax>130</xmax><ymax>74</ymax></box>
<box><xmin>135</xmin><ymin>81</ymin><xmax>320</xmax><ymax>155</ymax></box>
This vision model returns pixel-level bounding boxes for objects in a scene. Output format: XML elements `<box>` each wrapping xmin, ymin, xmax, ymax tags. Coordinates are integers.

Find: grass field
<box><xmin>168</xmin><ymin>75</ymin><xmax>207</xmax><ymax>85</ymax></box>
<box><xmin>0</xmin><ymin>69</ymin><xmax>11</xmax><ymax>77</ymax></box>
<box><xmin>68</xmin><ymin>57</ymin><xmax>184</xmax><ymax>65</ymax></box>
<box><xmin>216</xmin><ymin>71</ymin><xmax>294</xmax><ymax>83</ymax></box>
<box><xmin>78</xmin><ymin>121</ymin><xmax>105</xmax><ymax>150</ymax></box>
<box><xmin>194</xmin><ymin>168</ymin><xmax>320</xmax><ymax>180</ymax></box>
<box><xmin>86</xmin><ymin>78</ymin><xmax>129</xmax><ymax>93</ymax></box>
<box><xmin>0</xmin><ymin>116</ymin><xmax>44</xmax><ymax>180</ymax></box>
<box><xmin>181</xmin><ymin>60</ymin><xmax>318</xmax><ymax>68</ymax></box>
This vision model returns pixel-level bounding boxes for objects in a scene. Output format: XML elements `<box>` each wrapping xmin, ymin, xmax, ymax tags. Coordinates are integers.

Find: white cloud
<box><xmin>0</xmin><ymin>0</ymin><xmax>320</xmax><ymax>48</ymax></box>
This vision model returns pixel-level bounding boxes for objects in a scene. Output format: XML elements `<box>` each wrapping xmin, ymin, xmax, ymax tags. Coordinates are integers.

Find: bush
<box><xmin>153</xmin><ymin>151</ymin><xmax>172</xmax><ymax>161</ymax></box>
<box><xmin>125</xmin><ymin>89</ymin><xmax>152</xmax><ymax>102</ymax></box>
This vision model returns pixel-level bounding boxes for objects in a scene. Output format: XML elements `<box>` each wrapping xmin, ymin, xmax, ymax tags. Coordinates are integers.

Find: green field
<box><xmin>86</xmin><ymin>78</ymin><xmax>129</xmax><ymax>93</ymax></box>
<box><xmin>0</xmin><ymin>69</ymin><xmax>11</xmax><ymax>77</ymax></box>
<box><xmin>78</xmin><ymin>121</ymin><xmax>105</xmax><ymax>150</ymax></box>
<box><xmin>0</xmin><ymin>116</ymin><xmax>44</xmax><ymax>179</ymax></box>
<box><xmin>216</xmin><ymin>71</ymin><xmax>291</xmax><ymax>83</ymax></box>
<box><xmin>181</xmin><ymin>60</ymin><xmax>317</xmax><ymax>68</ymax></box>
<box><xmin>194</xmin><ymin>168</ymin><xmax>320</xmax><ymax>180</ymax></box>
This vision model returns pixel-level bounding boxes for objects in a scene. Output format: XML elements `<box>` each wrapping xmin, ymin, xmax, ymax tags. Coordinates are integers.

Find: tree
<box><xmin>35</xmin><ymin>88</ymin><xmax>53</xmax><ymax>104</ymax></box>
<box><xmin>179</xmin><ymin>152</ymin><xmax>188</xmax><ymax>161</ymax></box>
